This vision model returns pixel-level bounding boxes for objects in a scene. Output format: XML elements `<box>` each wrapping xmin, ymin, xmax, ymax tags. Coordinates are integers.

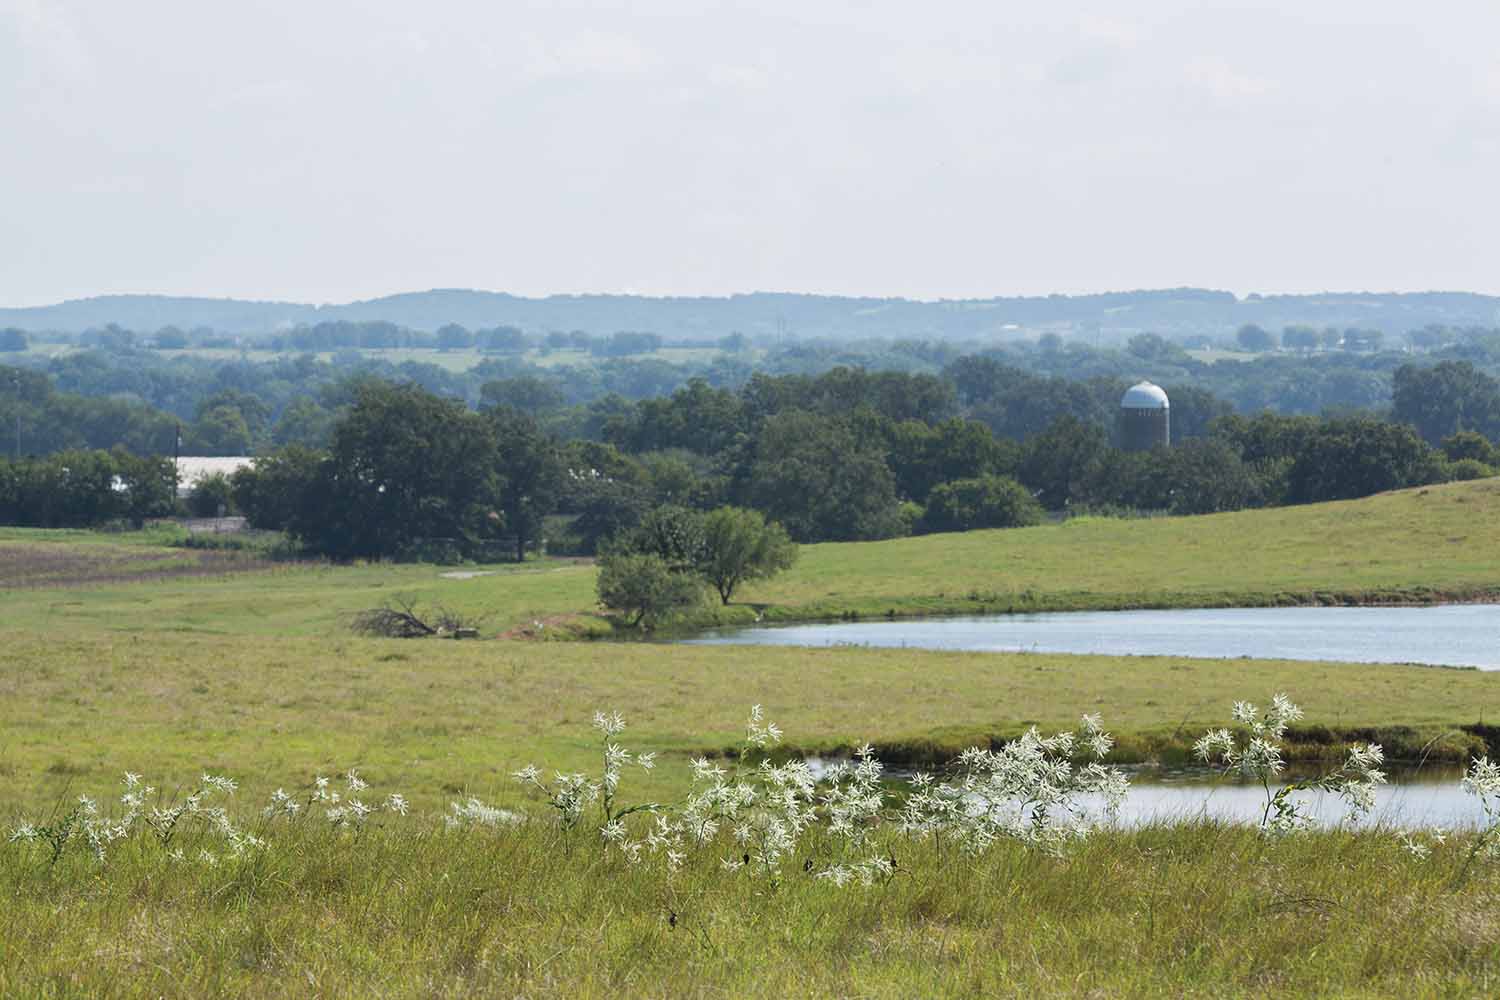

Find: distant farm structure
<box><xmin>175</xmin><ymin>456</ymin><xmax>252</xmax><ymax>498</ymax></box>
<box><xmin>1120</xmin><ymin>382</ymin><xmax>1170</xmax><ymax>451</ymax></box>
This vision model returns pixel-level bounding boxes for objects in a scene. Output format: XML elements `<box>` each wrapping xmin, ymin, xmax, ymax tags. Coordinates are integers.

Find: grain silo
<box><xmin>1120</xmin><ymin>381</ymin><xmax>1170</xmax><ymax>451</ymax></box>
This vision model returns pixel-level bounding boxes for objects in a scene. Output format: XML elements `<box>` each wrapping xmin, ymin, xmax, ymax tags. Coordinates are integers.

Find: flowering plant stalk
<box><xmin>1455</xmin><ymin>756</ymin><xmax>1500</xmax><ymax>881</ymax></box>
<box><xmin>1194</xmin><ymin>694</ymin><xmax>1386</xmax><ymax>836</ymax></box>
<box><xmin>512</xmin><ymin>710</ymin><xmax>658</xmax><ymax>830</ymax></box>
<box><xmin>899</xmin><ymin>713</ymin><xmax>1129</xmax><ymax>855</ymax></box>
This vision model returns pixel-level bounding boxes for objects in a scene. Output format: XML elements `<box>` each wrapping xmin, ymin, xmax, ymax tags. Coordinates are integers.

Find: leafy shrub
<box><xmin>596</xmin><ymin>551</ymin><xmax>704</xmax><ymax>628</ymax></box>
<box><xmin>186</xmin><ymin>472</ymin><xmax>236</xmax><ymax>517</ymax></box>
<box><xmin>921</xmin><ymin>475</ymin><xmax>1043</xmax><ymax>533</ymax></box>
<box><xmin>1445</xmin><ymin>458</ymin><xmax>1495</xmax><ymax>482</ymax></box>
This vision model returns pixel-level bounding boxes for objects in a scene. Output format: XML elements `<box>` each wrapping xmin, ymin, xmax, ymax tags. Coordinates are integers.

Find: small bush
<box><xmin>1446</xmin><ymin>458</ymin><xmax>1495</xmax><ymax>482</ymax></box>
<box><xmin>596</xmin><ymin>551</ymin><xmax>704</xmax><ymax>629</ymax></box>
<box><xmin>186</xmin><ymin>473</ymin><xmax>236</xmax><ymax>518</ymax></box>
<box><xmin>921</xmin><ymin>475</ymin><xmax>1043</xmax><ymax>533</ymax></box>
<box><xmin>351</xmin><ymin>598</ymin><xmax>486</xmax><ymax>638</ymax></box>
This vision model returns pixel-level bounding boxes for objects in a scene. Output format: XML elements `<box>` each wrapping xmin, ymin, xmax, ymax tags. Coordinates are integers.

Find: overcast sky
<box><xmin>3</xmin><ymin>1</ymin><xmax>1498</xmax><ymax>307</ymax></box>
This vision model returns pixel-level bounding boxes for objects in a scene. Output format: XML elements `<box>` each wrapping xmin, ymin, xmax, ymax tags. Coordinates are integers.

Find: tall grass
<box><xmin>4</xmin><ymin>704</ymin><xmax>1498</xmax><ymax>996</ymax></box>
<box><xmin>3</xmin><ymin>817</ymin><xmax>1496</xmax><ymax>996</ymax></box>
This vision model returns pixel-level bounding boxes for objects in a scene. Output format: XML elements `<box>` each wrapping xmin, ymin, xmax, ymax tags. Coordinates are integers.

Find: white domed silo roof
<box><xmin>1121</xmin><ymin>381</ymin><xmax>1170</xmax><ymax>409</ymax></box>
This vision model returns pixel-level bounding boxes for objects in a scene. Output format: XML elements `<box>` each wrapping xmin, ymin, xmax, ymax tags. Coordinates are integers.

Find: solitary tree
<box><xmin>697</xmin><ymin>506</ymin><xmax>798</xmax><ymax>604</ymax></box>
<box><xmin>293</xmin><ymin>382</ymin><xmax>503</xmax><ymax>559</ymax></box>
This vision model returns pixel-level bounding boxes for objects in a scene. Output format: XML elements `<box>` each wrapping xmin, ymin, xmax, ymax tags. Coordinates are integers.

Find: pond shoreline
<box><xmin>694</xmin><ymin>721</ymin><xmax>1499</xmax><ymax>770</ymax></box>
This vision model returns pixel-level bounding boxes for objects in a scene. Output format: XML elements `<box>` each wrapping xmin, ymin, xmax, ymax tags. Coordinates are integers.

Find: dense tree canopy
<box><xmin>746</xmin><ymin>411</ymin><xmax>905</xmax><ymax>543</ymax></box>
<box><xmin>7</xmin><ymin>320</ymin><xmax>1500</xmax><ymax>546</ymax></box>
<box><xmin>1392</xmin><ymin>361</ymin><xmax>1500</xmax><ymax>444</ymax></box>
<box><xmin>287</xmin><ymin>382</ymin><xmax>504</xmax><ymax>560</ymax></box>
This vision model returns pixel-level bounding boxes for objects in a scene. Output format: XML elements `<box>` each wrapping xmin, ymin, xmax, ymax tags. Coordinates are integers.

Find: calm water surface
<box><xmin>1091</xmin><ymin>767</ymin><xmax>1483</xmax><ymax>829</ymax></box>
<box><xmin>804</xmin><ymin>761</ymin><xmax>1484</xmax><ymax>829</ymax></box>
<box><xmin>682</xmin><ymin>604</ymin><xmax>1500</xmax><ymax>669</ymax></box>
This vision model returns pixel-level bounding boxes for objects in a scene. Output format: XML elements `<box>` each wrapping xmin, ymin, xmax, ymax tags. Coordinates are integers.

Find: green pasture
<box><xmin>739</xmin><ymin>477</ymin><xmax>1500</xmax><ymax>619</ymax></box>
<box><xmin>1</xmin><ymin>630</ymin><xmax>1494</xmax><ymax>816</ymax></box>
<box><xmin>3</xmin><ymin>478</ymin><xmax>1499</xmax><ymax>810</ymax></box>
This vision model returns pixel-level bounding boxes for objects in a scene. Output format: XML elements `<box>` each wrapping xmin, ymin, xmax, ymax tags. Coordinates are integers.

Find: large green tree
<box><xmin>489</xmin><ymin>407</ymin><xmax>565</xmax><ymax>562</ymax></box>
<box><xmin>1392</xmin><ymin>361</ymin><xmax>1500</xmax><ymax>444</ymax></box>
<box><xmin>231</xmin><ymin>446</ymin><xmax>325</xmax><ymax>531</ymax></box>
<box><xmin>292</xmin><ymin>383</ymin><xmax>503</xmax><ymax>559</ymax></box>
<box><xmin>1285</xmin><ymin>418</ymin><xmax>1436</xmax><ymax>504</ymax></box>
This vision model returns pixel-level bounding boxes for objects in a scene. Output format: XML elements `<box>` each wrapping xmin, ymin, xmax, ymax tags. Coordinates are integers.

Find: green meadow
<box><xmin>2</xmin><ymin>631</ymin><xmax>1497</xmax><ymax>816</ymax></box>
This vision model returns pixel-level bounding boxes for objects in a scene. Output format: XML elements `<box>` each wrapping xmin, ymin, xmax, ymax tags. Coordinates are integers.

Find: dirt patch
<box><xmin>498</xmin><ymin>614</ymin><xmax>590</xmax><ymax>640</ymax></box>
<box><xmin>0</xmin><ymin>541</ymin><xmax>273</xmax><ymax>590</ymax></box>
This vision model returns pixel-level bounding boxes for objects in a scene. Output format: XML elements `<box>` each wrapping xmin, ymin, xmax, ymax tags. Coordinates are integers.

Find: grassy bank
<box><xmin>3</xmin><ymin>479</ymin><xmax>1499</xmax><ymax>637</ymax></box>
<box><xmin>2</xmin><ymin>821</ymin><xmax>1496</xmax><ymax>997</ymax></box>
<box><xmin>2</xmin><ymin>631</ymin><xmax>1495</xmax><ymax>814</ymax></box>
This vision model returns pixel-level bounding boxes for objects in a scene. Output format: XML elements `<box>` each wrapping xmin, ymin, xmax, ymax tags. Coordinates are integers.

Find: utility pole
<box><xmin>173</xmin><ymin>422</ymin><xmax>182</xmax><ymax>501</ymax></box>
<box><xmin>11</xmin><ymin>372</ymin><xmax>19</xmax><ymax>460</ymax></box>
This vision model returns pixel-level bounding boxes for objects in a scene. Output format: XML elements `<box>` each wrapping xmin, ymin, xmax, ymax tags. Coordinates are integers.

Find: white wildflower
<box><xmin>445</xmin><ymin>797</ymin><xmax>523</xmax><ymax>829</ymax></box>
<box><xmin>593</xmin><ymin>710</ymin><xmax>627</xmax><ymax>737</ymax></box>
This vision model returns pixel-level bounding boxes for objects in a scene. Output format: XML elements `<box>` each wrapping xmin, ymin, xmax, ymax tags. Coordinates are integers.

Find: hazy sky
<box><xmin>3</xmin><ymin>1</ymin><xmax>1498</xmax><ymax>306</ymax></box>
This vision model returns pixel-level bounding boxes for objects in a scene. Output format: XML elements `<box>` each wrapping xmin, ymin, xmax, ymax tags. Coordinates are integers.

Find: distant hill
<box><xmin>3</xmin><ymin>288</ymin><xmax>1499</xmax><ymax>339</ymax></box>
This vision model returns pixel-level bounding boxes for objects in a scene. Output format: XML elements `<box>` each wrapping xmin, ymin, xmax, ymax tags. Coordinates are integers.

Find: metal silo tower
<box><xmin>1120</xmin><ymin>381</ymin><xmax>1170</xmax><ymax>451</ymax></box>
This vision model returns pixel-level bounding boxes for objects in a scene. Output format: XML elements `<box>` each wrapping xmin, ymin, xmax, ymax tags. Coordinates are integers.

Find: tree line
<box><xmin>0</xmin><ymin>450</ymin><xmax>175</xmax><ymax>529</ymax></box>
<box><xmin>6</xmin><ymin>362</ymin><xmax>1499</xmax><ymax>549</ymax></box>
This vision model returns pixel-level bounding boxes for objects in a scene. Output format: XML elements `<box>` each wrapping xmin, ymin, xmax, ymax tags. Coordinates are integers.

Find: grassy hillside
<box><xmin>3</xmin><ymin>478</ymin><xmax>1498</xmax><ymax>636</ymax></box>
<box><xmin>739</xmin><ymin>477</ymin><xmax>1500</xmax><ymax>620</ymax></box>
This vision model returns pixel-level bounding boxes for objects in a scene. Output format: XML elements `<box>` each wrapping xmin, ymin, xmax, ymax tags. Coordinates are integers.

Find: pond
<box><xmin>805</xmin><ymin>760</ymin><xmax>1485</xmax><ymax>829</ymax></box>
<box><xmin>681</xmin><ymin>604</ymin><xmax>1500</xmax><ymax>670</ymax></box>
<box><xmin>1085</xmin><ymin>767</ymin><xmax>1483</xmax><ymax>829</ymax></box>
